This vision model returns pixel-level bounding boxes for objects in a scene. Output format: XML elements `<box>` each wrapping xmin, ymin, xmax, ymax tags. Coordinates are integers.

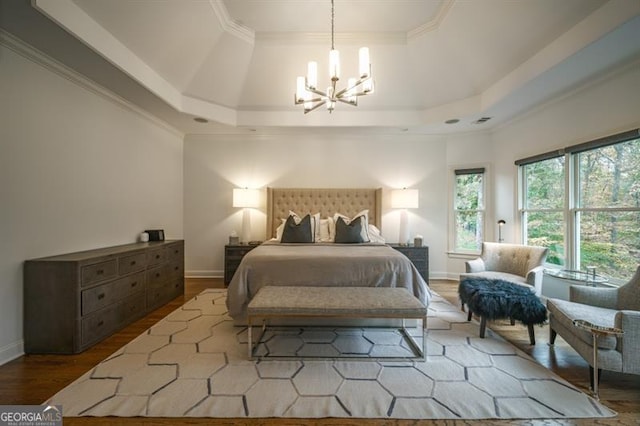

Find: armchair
<box><xmin>461</xmin><ymin>242</ymin><xmax>548</xmax><ymax>296</ymax></box>
<box><xmin>547</xmin><ymin>265</ymin><xmax>640</xmax><ymax>390</ymax></box>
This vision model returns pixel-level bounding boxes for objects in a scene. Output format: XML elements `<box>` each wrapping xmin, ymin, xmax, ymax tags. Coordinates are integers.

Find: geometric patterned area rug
<box><xmin>46</xmin><ymin>289</ymin><xmax>616</xmax><ymax>420</ymax></box>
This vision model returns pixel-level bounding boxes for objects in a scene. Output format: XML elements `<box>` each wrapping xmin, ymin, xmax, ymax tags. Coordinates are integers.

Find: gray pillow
<box><xmin>281</xmin><ymin>214</ymin><xmax>313</xmax><ymax>243</ymax></box>
<box><xmin>334</xmin><ymin>216</ymin><xmax>368</xmax><ymax>243</ymax></box>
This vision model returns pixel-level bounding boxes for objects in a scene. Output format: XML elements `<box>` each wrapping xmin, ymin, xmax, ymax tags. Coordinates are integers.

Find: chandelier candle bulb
<box><xmin>329</xmin><ymin>49</ymin><xmax>340</xmax><ymax>79</ymax></box>
<box><xmin>359</xmin><ymin>47</ymin><xmax>370</xmax><ymax>78</ymax></box>
<box><xmin>296</xmin><ymin>76</ymin><xmax>305</xmax><ymax>102</ymax></box>
<box><xmin>307</xmin><ymin>61</ymin><xmax>318</xmax><ymax>90</ymax></box>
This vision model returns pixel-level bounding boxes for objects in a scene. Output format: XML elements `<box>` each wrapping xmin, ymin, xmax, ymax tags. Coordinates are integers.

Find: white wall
<box><xmin>184</xmin><ymin>132</ymin><xmax>453</xmax><ymax>278</ymax></box>
<box><xmin>0</xmin><ymin>41</ymin><xmax>184</xmax><ymax>364</ymax></box>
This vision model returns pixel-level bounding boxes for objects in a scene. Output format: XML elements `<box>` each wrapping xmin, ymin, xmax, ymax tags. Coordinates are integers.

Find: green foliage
<box><xmin>522</xmin><ymin>138</ymin><xmax>640</xmax><ymax>281</ymax></box>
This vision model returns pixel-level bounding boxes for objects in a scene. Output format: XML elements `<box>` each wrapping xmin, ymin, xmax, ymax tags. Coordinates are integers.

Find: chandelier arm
<box><xmin>336</xmin><ymin>98</ymin><xmax>358</xmax><ymax>106</ymax></box>
<box><xmin>306</xmin><ymin>86</ymin><xmax>329</xmax><ymax>98</ymax></box>
<box><xmin>304</xmin><ymin>100</ymin><xmax>327</xmax><ymax>114</ymax></box>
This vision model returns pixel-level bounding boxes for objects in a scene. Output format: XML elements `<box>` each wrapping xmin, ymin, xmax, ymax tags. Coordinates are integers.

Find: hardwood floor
<box><xmin>1</xmin><ymin>278</ymin><xmax>638</xmax><ymax>425</ymax></box>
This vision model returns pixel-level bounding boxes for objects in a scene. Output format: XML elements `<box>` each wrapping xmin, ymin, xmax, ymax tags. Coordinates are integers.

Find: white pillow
<box><xmin>318</xmin><ymin>218</ymin><xmax>333</xmax><ymax>242</ymax></box>
<box><xmin>368</xmin><ymin>224</ymin><xmax>386</xmax><ymax>243</ymax></box>
<box><xmin>333</xmin><ymin>210</ymin><xmax>370</xmax><ymax>242</ymax></box>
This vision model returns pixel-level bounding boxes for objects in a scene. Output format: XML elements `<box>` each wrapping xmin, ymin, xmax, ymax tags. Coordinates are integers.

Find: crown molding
<box><xmin>208</xmin><ymin>0</ymin><xmax>255</xmax><ymax>45</ymax></box>
<box><xmin>0</xmin><ymin>30</ymin><xmax>183</xmax><ymax>138</ymax></box>
<box><xmin>408</xmin><ymin>0</ymin><xmax>454</xmax><ymax>39</ymax></box>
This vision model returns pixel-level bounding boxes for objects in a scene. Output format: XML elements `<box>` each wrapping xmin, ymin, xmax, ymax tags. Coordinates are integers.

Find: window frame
<box><xmin>516</xmin><ymin>128</ymin><xmax>640</xmax><ymax>285</ymax></box>
<box><xmin>449</xmin><ymin>165</ymin><xmax>489</xmax><ymax>255</ymax></box>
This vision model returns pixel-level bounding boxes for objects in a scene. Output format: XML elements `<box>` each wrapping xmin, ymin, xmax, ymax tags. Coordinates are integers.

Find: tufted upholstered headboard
<box><xmin>266</xmin><ymin>188</ymin><xmax>382</xmax><ymax>239</ymax></box>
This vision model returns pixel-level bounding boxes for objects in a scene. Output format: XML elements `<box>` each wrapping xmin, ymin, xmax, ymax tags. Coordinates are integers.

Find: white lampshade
<box><xmin>391</xmin><ymin>189</ymin><xmax>419</xmax><ymax>209</ymax></box>
<box><xmin>233</xmin><ymin>188</ymin><xmax>260</xmax><ymax>208</ymax></box>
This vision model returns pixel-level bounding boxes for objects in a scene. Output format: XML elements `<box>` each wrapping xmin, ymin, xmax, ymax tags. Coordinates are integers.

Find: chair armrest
<box><xmin>615</xmin><ymin>310</ymin><xmax>640</xmax><ymax>375</ymax></box>
<box><xmin>465</xmin><ymin>258</ymin><xmax>485</xmax><ymax>273</ymax></box>
<box><xmin>525</xmin><ymin>266</ymin><xmax>545</xmax><ymax>296</ymax></box>
<box><xmin>570</xmin><ymin>285</ymin><xmax>618</xmax><ymax>309</ymax></box>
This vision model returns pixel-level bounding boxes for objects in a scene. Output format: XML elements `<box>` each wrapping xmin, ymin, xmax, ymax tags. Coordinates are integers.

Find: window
<box><xmin>520</xmin><ymin>156</ymin><xmax>565</xmax><ymax>267</ymax></box>
<box><xmin>573</xmin><ymin>138</ymin><xmax>640</xmax><ymax>280</ymax></box>
<box><xmin>453</xmin><ymin>168</ymin><xmax>485</xmax><ymax>252</ymax></box>
<box><xmin>517</xmin><ymin>129</ymin><xmax>640</xmax><ymax>283</ymax></box>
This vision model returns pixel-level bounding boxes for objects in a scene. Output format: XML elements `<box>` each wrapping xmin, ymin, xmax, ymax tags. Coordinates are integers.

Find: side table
<box><xmin>388</xmin><ymin>244</ymin><xmax>429</xmax><ymax>284</ymax></box>
<box><xmin>224</xmin><ymin>244</ymin><xmax>257</xmax><ymax>286</ymax></box>
<box><xmin>572</xmin><ymin>319</ymin><xmax>624</xmax><ymax>399</ymax></box>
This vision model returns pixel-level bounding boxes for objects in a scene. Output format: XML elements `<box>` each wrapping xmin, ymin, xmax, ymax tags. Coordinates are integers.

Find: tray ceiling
<box><xmin>4</xmin><ymin>0</ymin><xmax>640</xmax><ymax>133</ymax></box>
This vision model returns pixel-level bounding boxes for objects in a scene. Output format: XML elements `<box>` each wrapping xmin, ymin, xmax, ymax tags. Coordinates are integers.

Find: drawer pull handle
<box><xmin>131</xmin><ymin>282</ymin><xmax>137</xmax><ymax>288</ymax></box>
<box><xmin>98</xmin><ymin>320</ymin><xmax>104</xmax><ymax>327</ymax></box>
<box><xmin>96</xmin><ymin>269</ymin><xmax>104</xmax><ymax>275</ymax></box>
<box><xmin>155</xmin><ymin>273</ymin><xmax>161</xmax><ymax>278</ymax></box>
<box><xmin>155</xmin><ymin>254</ymin><xmax>160</xmax><ymax>259</ymax></box>
<box><xmin>174</xmin><ymin>266</ymin><xmax>179</xmax><ymax>271</ymax></box>
<box><xmin>97</xmin><ymin>293</ymin><xmax>105</xmax><ymax>300</ymax></box>
<box><xmin>130</xmin><ymin>260</ymin><xmax>136</xmax><ymax>266</ymax></box>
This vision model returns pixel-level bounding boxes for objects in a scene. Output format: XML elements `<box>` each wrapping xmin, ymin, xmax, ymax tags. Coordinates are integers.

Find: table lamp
<box><xmin>391</xmin><ymin>188</ymin><xmax>419</xmax><ymax>245</ymax></box>
<box><xmin>233</xmin><ymin>188</ymin><xmax>260</xmax><ymax>244</ymax></box>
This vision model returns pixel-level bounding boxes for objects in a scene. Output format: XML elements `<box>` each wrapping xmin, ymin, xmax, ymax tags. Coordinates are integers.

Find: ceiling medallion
<box><xmin>294</xmin><ymin>0</ymin><xmax>375</xmax><ymax>114</ymax></box>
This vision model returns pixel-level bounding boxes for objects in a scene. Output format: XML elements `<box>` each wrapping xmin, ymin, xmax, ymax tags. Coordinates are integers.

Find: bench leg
<box><xmin>247</xmin><ymin>318</ymin><xmax>253</xmax><ymax>360</ymax></box>
<box><xmin>527</xmin><ymin>324</ymin><xmax>535</xmax><ymax>345</ymax></box>
<box><xmin>479</xmin><ymin>316</ymin><xmax>487</xmax><ymax>338</ymax></box>
<box><xmin>467</xmin><ymin>309</ymin><xmax>473</xmax><ymax>322</ymax></box>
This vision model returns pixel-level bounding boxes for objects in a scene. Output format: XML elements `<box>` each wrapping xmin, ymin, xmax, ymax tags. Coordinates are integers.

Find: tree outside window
<box><xmin>454</xmin><ymin>168</ymin><xmax>485</xmax><ymax>252</ymax></box>
<box><xmin>521</xmin><ymin>156</ymin><xmax>565</xmax><ymax>267</ymax></box>
<box><xmin>575</xmin><ymin>138</ymin><xmax>640</xmax><ymax>280</ymax></box>
<box><xmin>518</xmin><ymin>130</ymin><xmax>640</xmax><ymax>283</ymax></box>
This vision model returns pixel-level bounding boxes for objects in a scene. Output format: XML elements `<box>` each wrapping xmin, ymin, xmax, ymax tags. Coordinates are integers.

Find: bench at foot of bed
<box><xmin>246</xmin><ymin>286</ymin><xmax>428</xmax><ymax>361</ymax></box>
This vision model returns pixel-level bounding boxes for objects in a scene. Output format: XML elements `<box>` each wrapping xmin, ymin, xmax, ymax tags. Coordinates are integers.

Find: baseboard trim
<box><xmin>0</xmin><ymin>339</ymin><xmax>24</xmax><ymax>366</ymax></box>
<box><xmin>185</xmin><ymin>270</ymin><xmax>222</xmax><ymax>279</ymax></box>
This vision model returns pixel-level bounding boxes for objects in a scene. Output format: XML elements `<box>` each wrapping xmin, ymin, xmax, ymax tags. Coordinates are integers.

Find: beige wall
<box><xmin>0</xmin><ymin>42</ymin><xmax>184</xmax><ymax>364</ymax></box>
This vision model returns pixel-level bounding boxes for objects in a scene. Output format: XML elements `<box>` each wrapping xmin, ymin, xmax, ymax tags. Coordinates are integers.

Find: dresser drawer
<box><xmin>81</xmin><ymin>280</ymin><xmax>118</xmax><ymax>315</ymax></box>
<box><xmin>119</xmin><ymin>252</ymin><xmax>147</xmax><ymax>275</ymax></box>
<box><xmin>81</xmin><ymin>304</ymin><xmax>120</xmax><ymax>346</ymax></box>
<box><xmin>115</xmin><ymin>271</ymin><xmax>146</xmax><ymax>299</ymax></box>
<box><xmin>147</xmin><ymin>247</ymin><xmax>166</xmax><ymax>266</ymax></box>
<box><xmin>81</xmin><ymin>259</ymin><xmax>117</xmax><ymax>287</ymax></box>
<box><xmin>167</xmin><ymin>243</ymin><xmax>184</xmax><ymax>261</ymax></box>
<box><xmin>147</xmin><ymin>264</ymin><xmax>168</xmax><ymax>287</ymax></box>
<box><xmin>120</xmin><ymin>291</ymin><xmax>146</xmax><ymax>323</ymax></box>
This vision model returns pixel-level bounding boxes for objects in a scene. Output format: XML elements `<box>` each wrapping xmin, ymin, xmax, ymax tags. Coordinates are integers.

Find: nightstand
<box><xmin>388</xmin><ymin>244</ymin><xmax>429</xmax><ymax>284</ymax></box>
<box><xmin>224</xmin><ymin>244</ymin><xmax>257</xmax><ymax>286</ymax></box>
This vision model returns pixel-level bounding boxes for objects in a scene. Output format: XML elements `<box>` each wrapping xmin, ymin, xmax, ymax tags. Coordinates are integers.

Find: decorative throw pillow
<box><xmin>334</xmin><ymin>216</ymin><xmax>368</xmax><ymax>243</ymax></box>
<box><xmin>281</xmin><ymin>214</ymin><xmax>313</xmax><ymax>243</ymax></box>
<box><xmin>288</xmin><ymin>210</ymin><xmax>320</xmax><ymax>242</ymax></box>
<box><xmin>332</xmin><ymin>210</ymin><xmax>370</xmax><ymax>242</ymax></box>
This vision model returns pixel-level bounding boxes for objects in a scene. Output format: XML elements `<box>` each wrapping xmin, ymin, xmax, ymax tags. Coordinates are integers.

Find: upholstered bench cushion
<box><xmin>547</xmin><ymin>298</ymin><xmax>618</xmax><ymax>350</ymax></box>
<box><xmin>248</xmin><ymin>286</ymin><xmax>427</xmax><ymax>318</ymax></box>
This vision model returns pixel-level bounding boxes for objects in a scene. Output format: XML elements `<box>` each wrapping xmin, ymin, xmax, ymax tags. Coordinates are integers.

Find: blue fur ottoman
<box><xmin>458</xmin><ymin>277</ymin><xmax>547</xmax><ymax>344</ymax></box>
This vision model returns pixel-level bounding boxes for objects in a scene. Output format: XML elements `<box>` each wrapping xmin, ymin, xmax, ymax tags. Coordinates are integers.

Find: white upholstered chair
<box><xmin>461</xmin><ymin>242</ymin><xmax>549</xmax><ymax>296</ymax></box>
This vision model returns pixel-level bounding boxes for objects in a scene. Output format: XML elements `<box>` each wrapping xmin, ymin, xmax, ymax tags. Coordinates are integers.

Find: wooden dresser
<box><xmin>24</xmin><ymin>240</ymin><xmax>184</xmax><ymax>354</ymax></box>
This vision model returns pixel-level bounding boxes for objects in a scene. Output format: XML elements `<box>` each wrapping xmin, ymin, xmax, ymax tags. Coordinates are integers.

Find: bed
<box><xmin>225</xmin><ymin>187</ymin><xmax>431</xmax><ymax>322</ymax></box>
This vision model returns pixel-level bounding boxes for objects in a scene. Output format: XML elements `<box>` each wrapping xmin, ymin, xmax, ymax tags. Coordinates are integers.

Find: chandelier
<box><xmin>294</xmin><ymin>0</ymin><xmax>374</xmax><ymax>114</ymax></box>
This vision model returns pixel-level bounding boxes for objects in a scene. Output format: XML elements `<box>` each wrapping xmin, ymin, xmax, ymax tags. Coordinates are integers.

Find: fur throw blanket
<box><xmin>458</xmin><ymin>277</ymin><xmax>547</xmax><ymax>325</ymax></box>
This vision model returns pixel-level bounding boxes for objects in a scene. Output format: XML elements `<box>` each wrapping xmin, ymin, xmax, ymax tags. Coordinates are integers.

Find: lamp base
<box><xmin>241</xmin><ymin>208</ymin><xmax>251</xmax><ymax>244</ymax></box>
<box><xmin>398</xmin><ymin>209</ymin><xmax>409</xmax><ymax>246</ymax></box>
